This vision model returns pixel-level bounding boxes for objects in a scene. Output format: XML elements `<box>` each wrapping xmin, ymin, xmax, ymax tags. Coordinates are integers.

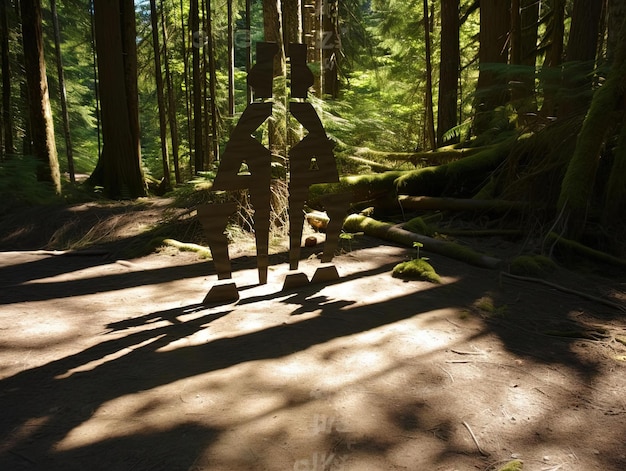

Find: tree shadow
<box><xmin>1</xmin><ymin>243</ymin><xmax>623</xmax><ymax>470</ymax></box>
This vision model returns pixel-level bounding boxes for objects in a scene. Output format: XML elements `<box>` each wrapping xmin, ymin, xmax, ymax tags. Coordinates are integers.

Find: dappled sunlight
<box><xmin>1</xmin><ymin>242</ymin><xmax>625</xmax><ymax>470</ymax></box>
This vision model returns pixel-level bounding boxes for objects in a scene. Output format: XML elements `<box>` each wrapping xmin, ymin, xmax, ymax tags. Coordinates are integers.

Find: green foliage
<box><xmin>0</xmin><ymin>156</ymin><xmax>61</xmax><ymax>216</ymax></box>
<box><xmin>392</xmin><ymin>258</ymin><xmax>441</xmax><ymax>283</ymax></box>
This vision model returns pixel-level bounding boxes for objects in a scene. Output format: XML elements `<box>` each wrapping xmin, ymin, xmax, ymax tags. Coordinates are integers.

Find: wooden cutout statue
<box><xmin>198</xmin><ymin>41</ymin><xmax>348</xmax><ymax>296</ymax></box>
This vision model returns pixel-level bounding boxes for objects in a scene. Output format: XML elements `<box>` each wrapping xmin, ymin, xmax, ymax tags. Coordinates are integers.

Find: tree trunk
<box><xmin>423</xmin><ymin>0</ymin><xmax>435</xmax><ymax>150</ymax></box>
<box><xmin>89</xmin><ymin>0</ymin><xmax>101</xmax><ymax>159</ymax></box>
<box><xmin>437</xmin><ymin>0</ymin><xmax>459</xmax><ymax>147</ymax></box>
<box><xmin>50</xmin><ymin>0</ymin><xmax>75</xmax><ymax>183</ymax></box>
<box><xmin>0</xmin><ymin>0</ymin><xmax>13</xmax><ymax>157</ymax></box>
<box><xmin>509</xmin><ymin>0</ymin><xmax>540</xmax><ymax>123</ymax></box>
<box><xmin>161</xmin><ymin>2</ymin><xmax>181</xmax><ymax>183</ymax></box>
<box><xmin>321</xmin><ymin>0</ymin><xmax>339</xmax><ymax>98</ymax></box>
<box><xmin>557</xmin><ymin>19</ymin><xmax>626</xmax><ymax>237</ymax></box>
<box><xmin>89</xmin><ymin>0</ymin><xmax>145</xmax><ymax>199</ymax></box>
<box><xmin>473</xmin><ymin>0</ymin><xmax>511</xmax><ymax>135</ymax></box>
<box><xmin>607</xmin><ymin>0</ymin><xmax>626</xmax><ymax>64</ymax></box>
<box><xmin>538</xmin><ymin>0</ymin><xmax>565</xmax><ymax>117</ymax></box>
<box><xmin>190</xmin><ymin>0</ymin><xmax>205</xmax><ymax>172</ymax></box>
<box><xmin>149</xmin><ymin>0</ymin><xmax>171</xmax><ymax>189</ymax></box>
<box><xmin>206</xmin><ymin>0</ymin><xmax>219</xmax><ymax>163</ymax></box>
<box><xmin>263</xmin><ymin>0</ymin><xmax>286</xmax><ymax>156</ymax></box>
<box><xmin>227</xmin><ymin>0</ymin><xmax>235</xmax><ymax>116</ymax></box>
<box><xmin>20</xmin><ymin>0</ymin><xmax>61</xmax><ymax>194</ymax></box>
<box><xmin>558</xmin><ymin>0</ymin><xmax>603</xmax><ymax>118</ymax></box>
<box><xmin>245</xmin><ymin>0</ymin><xmax>252</xmax><ymax>103</ymax></box>
<box><xmin>602</xmin><ymin>18</ymin><xmax>626</xmax><ymax>227</ymax></box>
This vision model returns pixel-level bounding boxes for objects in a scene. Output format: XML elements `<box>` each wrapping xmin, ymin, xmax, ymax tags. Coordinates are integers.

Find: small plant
<box><xmin>340</xmin><ymin>231</ymin><xmax>354</xmax><ymax>252</ymax></box>
<box><xmin>413</xmin><ymin>241</ymin><xmax>424</xmax><ymax>259</ymax></box>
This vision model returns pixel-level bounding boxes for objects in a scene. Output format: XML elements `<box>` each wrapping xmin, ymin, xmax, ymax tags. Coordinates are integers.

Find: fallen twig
<box><xmin>462</xmin><ymin>421</ymin><xmax>490</xmax><ymax>457</ymax></box>
<box><xmin>450</xmin><ymin>348</ymin><xmax>486</xmax><ymax>355</ymax></box>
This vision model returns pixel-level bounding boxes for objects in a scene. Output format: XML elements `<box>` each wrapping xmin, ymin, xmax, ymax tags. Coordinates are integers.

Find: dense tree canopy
<box><xmin>1</xmin><ymin>0</ymin><xmax>625</xmax><ymax>255</ymax></box>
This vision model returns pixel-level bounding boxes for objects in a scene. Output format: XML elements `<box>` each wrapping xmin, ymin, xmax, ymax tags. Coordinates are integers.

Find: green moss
<box><xmin>392</xmin><ymin>259</ymin><xmax>441</xmax><ymax>283</ymax></box>
<box><xmin>497</xmin><ymin>460</ymin><xmax>523</xmax><ymax>471</ymax></box>
<box><xmin>473</xmin><ymin>295</ymin><xmax>508</xmax><ymax>317</ymax></box>
<box><xmin>510</xmin><ymin>254</ymin><xmax>557</xmax><ymax>277</ymax></box>
<box><xmin>162</xmin><ymin>238</ymin><xmax>213</xmax><ymax>259</ymax></box>
<box><xmin>404</xmin><ymin>216</ymin><xmax>436</xmax><ymax>236</ymax></box>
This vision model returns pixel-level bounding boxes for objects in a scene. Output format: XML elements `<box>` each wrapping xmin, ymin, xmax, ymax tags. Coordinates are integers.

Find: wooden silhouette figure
<box><xmin>199</xmin><ymin>41</ymin><xmax>348</xmax><ymax>298</ymax></box>
<box><xmin>199</xmin><ymin>43</ymin><xmax>276</xmax><ymax>287</ymax></box>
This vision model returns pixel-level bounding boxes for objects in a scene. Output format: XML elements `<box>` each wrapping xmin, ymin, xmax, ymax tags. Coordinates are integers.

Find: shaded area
<box><xmin>0</xmin><ymin>242</ymin><xmax>625</xmax><ymax>470</ymax></box>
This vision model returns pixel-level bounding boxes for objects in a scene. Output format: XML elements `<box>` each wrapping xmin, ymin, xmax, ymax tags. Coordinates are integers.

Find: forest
<box><xmin>1</xmin><ymin>0</ymin><xmax>626</xmax><ymax>265</ymax></box>
<box><xmin>3</xmin><ymin>2</ymin><xmax>626</xmax><ymax>470</ymax></box>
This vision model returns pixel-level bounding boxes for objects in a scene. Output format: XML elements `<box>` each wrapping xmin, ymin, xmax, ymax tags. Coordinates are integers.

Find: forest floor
<box><xmin>1</xmin><ymin>198</ymin><xmax>626</xmax><ymax>471</ymax></box>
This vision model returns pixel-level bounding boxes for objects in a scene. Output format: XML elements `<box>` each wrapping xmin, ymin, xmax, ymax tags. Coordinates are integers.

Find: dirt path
<box><xmin>1</xmin><ymin>235</ymin><xmax>626</xmax><ymax>470</ymax></box>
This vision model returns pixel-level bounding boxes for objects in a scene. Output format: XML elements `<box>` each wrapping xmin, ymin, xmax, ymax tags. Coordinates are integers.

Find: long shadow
<box><xmin>0</xmin><ymin>259</ymin><xmax>607</xmax><ymax>470</ymax></box>
<box><xmin>0</xmin><ymin>259</ymin><xmax>214</xmax><ymax>305</ymax></box>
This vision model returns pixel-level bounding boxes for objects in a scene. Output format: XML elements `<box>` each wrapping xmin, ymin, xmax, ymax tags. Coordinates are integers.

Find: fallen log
<box><xmin>343</xmin><ymin>214</ymin><xmax>503</xmax><ymax>269</ymax></box>
<box><xmin>398</xmin><ymin>195</ymin><xmax>527</xmax><ymax>213</ymax></box>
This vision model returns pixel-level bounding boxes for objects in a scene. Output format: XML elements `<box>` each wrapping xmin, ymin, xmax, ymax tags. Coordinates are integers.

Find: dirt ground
<box><xmin>1</xmin><ymin>201</ymin><xmax>626</xmax><ymax>471</ymax></box>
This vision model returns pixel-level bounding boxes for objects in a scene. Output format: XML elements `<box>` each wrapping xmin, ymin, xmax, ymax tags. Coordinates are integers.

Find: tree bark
<box><xmin>0</xmin><ymin>0</ymin><xmax>13</xmax><ymax>157</ymax></box>
<box><xmin>149</xmin><ymin>0</ymin><xmax>171</xmax><ymax>189</ymax></box>
<box><xmin>50</xmin><ymin>0</ymin><xmax>75</xmax><ymax>183</ymax></box>
<box><xmin>557</xmin><ymin>18</ymin><xmax>626</xmax><ymax>237</ymax></box>
<box><xmin>321</xmin><ymin>0</ymin><xmax>339</xmax><ymax>98</ymax></box>
<box><xmin>423</xmin><ymin>0</ymin><xmax>435</xmax><ymax>150</ymax></box>
<box><xmin>161</xmin><ymin>2</ymin><xmax>181</xmax><ymax>183</ymax></box>
<box><xmin>473</xmin><ymin>0</ymin><xmax>511</xmax><ymax>135</ymax></box>
<box><xmin>437</xmin><ymin>0</ymin><xmax>459</xmax><ymax>147</ymax></box>
<box><xmin>227</xmin><ymin>0</ymin><xmax>235</xmax><ymax>116</ymax></box>
<box><xmin>206</xmin><ymin>0</ymin><xmax>219</xmax><ymax>163</ymax></box>
<box><xmin>20</xmin><ymin>0</ymin><xmax>61</xmax><ymax>194</ymax></box>
<box><xmin>190</xmin><ymin>0</ymin><xmax>204</xmax><ymax>172</ymax></box>
<box><xmin>89</xmin><ymin>0</ymin><xmax>145</xmax><ymax>199</ymax></box>
<box><xmin>538</xmin><ymin>0</ymin><xmax>565</xmax><ymax>117</ymax></box>
<box><xmin>558</xmin><ymin>0</ymin><xmax>603</xmax><ymax>118</ymax></box>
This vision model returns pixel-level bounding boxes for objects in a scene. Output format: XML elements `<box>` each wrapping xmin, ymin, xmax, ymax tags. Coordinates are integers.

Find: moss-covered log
<box><xmin>398</xmin><ymin>195</ymin><xmax>527</xmax><ymax>212</ymax></box>
<box><xmin>308</xmin><ymin>171</ymin><xmax>404</xmax><ymax>207</ymax></box>
<box><xmin>351</xmin><ymin>145</ymin><xmax>489</xmax><ymax>166</ymax></box>
<box><xmin>343</xmin><ymin>214</ymin><xmax>502</xmax><ymax>269</ymax></box>
<box><xmin>394</xmin><ymin>138</ymin><xmax>515</xmax><ymax>197</ymax></box>
<box><xmin>309</xmin><ymin>140</ymin><xmax>516</xmax><ymax>209</ymax></box>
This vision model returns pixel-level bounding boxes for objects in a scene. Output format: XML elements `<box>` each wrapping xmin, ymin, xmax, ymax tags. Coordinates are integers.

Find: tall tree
<box><xmin>161</xmin><ymin>0</ymin><xmax>181</xmax><ymax>183</ymax></box>
<box><xmin>422</xmin><ymin>0</ymin><xmax>435</xmax><ymax>150</ymax></box>
<box><xmin>473</xmin><ymin>0</ymin><xmax>511</xmax><ymax>135</ymax></box>
<box><xmin>227</xmin><ymin>0</ymin><xmax>235</xmax><ymax>116</ymax></box>
<box><xmin>89</xmin><ymin>0</ymin><xmax>145</xmax><ymax>198</ymax></box>
<box><xmin>321</xmin><ymin>0</ymin><xmax>339</xmax><ymax>97</ymax></box>
<box><xmin>0</xmin><ymin>0</ymin><xmax>13</xmax><ymax>157</ymax></box>
<box><xmin>509</xmin><ymin>0</ymin><xmax>540</xmax><ymax>123</ymax></box>
<box><xmin>205</xmin><ymin>0</ymin><xmax>219</xmax><ymax>163</ymax></box>
<box><xmin>190</xmin><ymin>0</ymin><xmax>205</xmax><ymax>172</ymax></box>
<box><xmin>20</xmin><ymin>0</ymin><xmax>61</xmax><ymax>193</ymax></box>
<box><xmin>437</xmin><ymin>0</ymin><xmax>459</xmax><ymax>146</ymax></box>
<box><xmin>538</xmin><ymin>0</ymin><xmax>565</xmax><ymax>117</ymax></box>
<box><xmin>558</xmin><ymin>0</ymin><xmax>603</xmax><ymax>118</ymax></box>
<box><xmin>50</xmin><ymin>0</ymin><xmax>75</xmax><ymax>183</ymax></box>
<box><xmin>149</xmin><ymin>0</ymin><xmax>171</xmax><ymax>189</ymax></box>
